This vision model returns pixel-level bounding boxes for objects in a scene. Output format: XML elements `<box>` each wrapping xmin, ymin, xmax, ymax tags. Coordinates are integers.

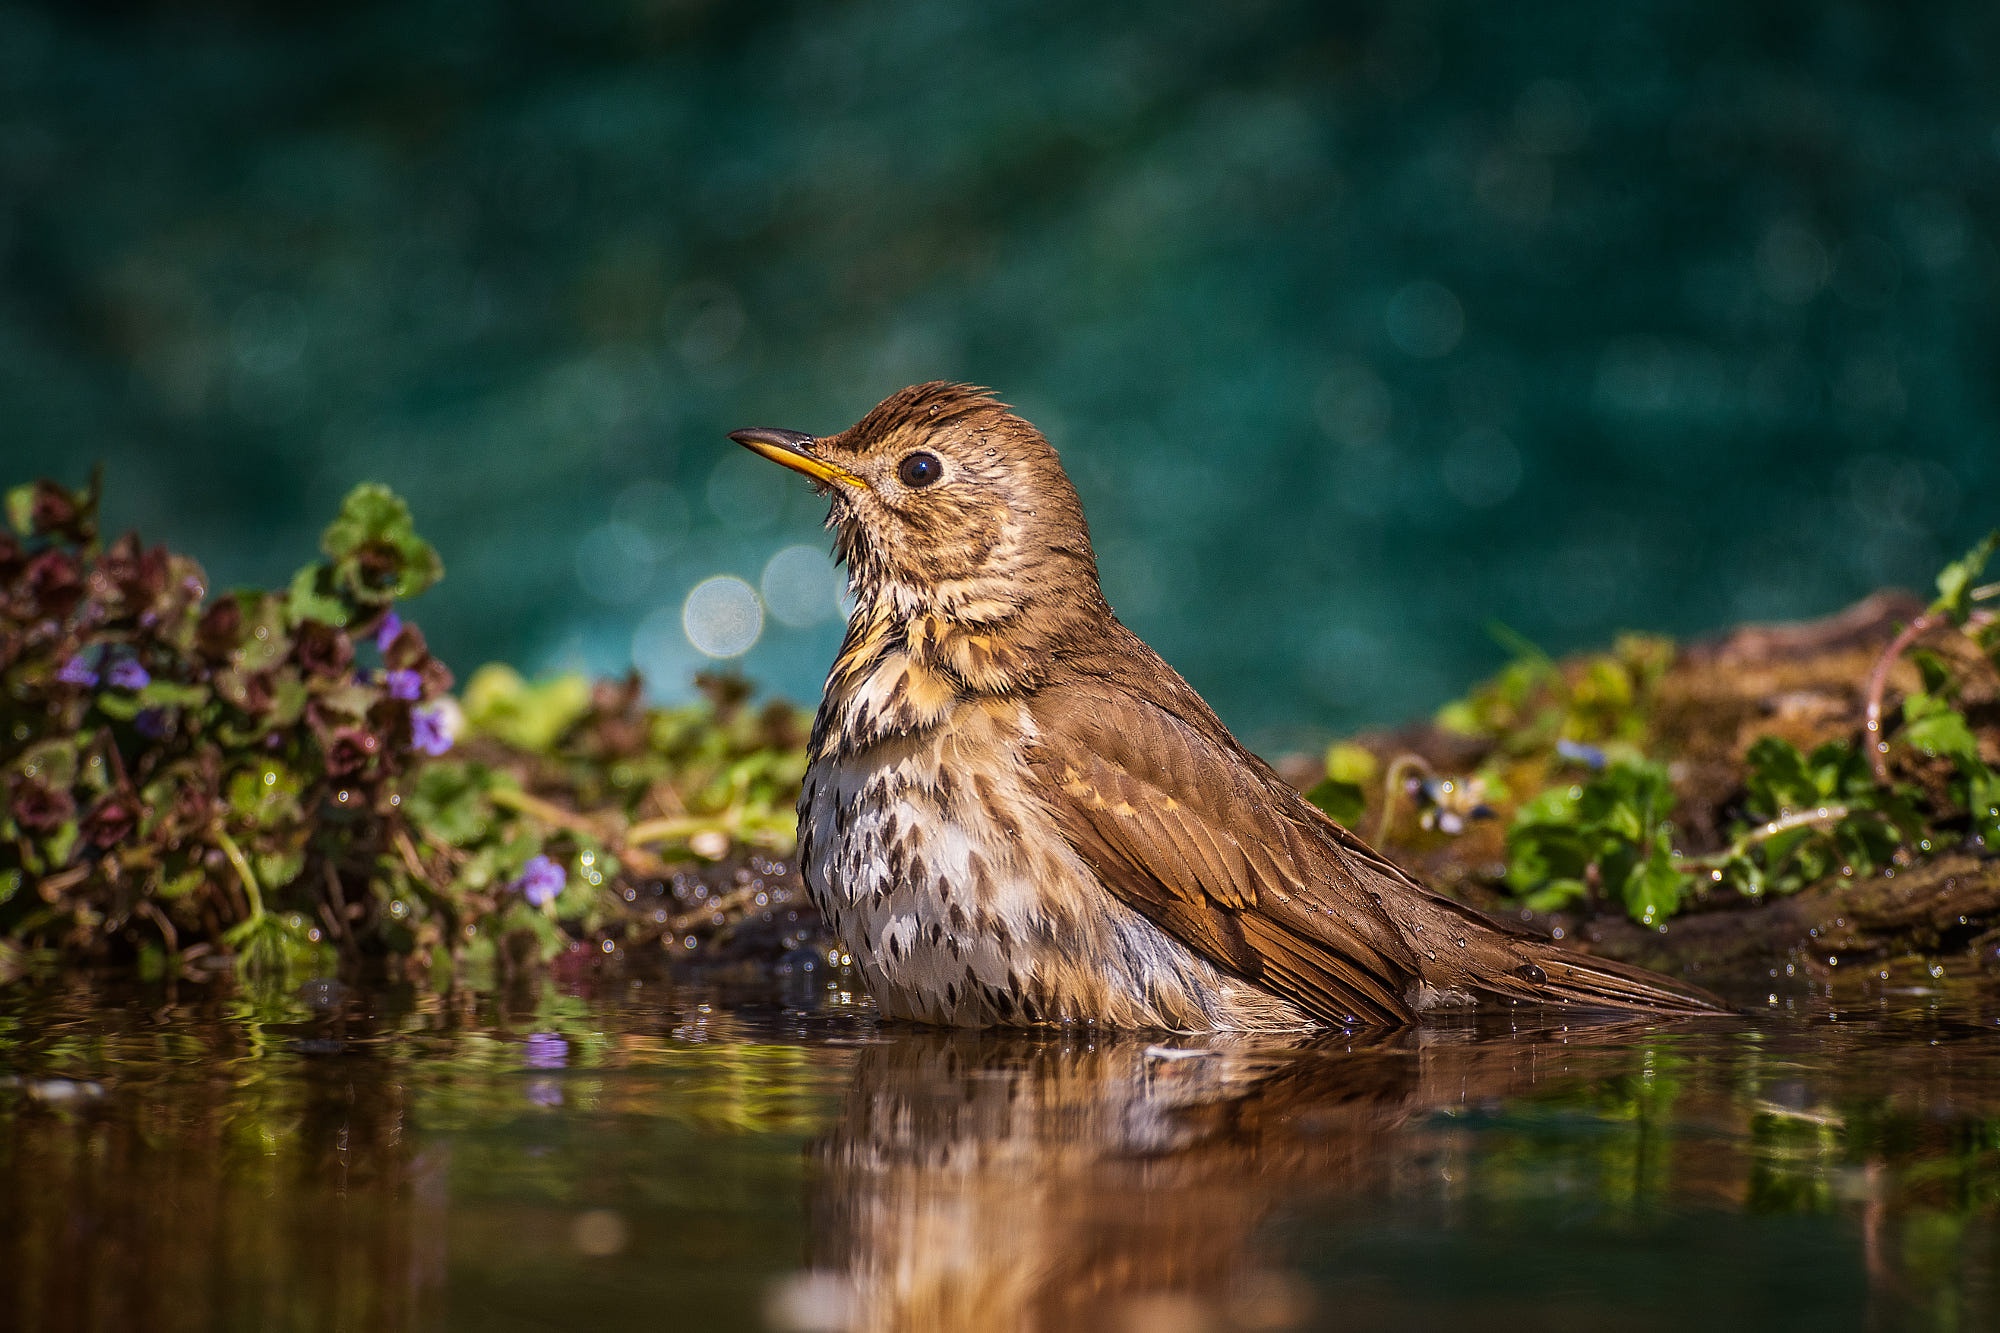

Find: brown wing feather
<box><xmin>1026</xmin><ymin>682</ymin><xmax>1420</xmax><ymax>1027</ymax></box>
<box><xmin>1027</xmin><ymin>627</ymin><xmax>1724</xmax><ymax>1023</ymax></box>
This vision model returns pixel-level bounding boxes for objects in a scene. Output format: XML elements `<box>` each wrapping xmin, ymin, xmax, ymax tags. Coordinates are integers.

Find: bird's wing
<box><xmin>1024</xmin><ymin>682</ymin><xmax>1420</xmax><ymax>1026</ymax></box>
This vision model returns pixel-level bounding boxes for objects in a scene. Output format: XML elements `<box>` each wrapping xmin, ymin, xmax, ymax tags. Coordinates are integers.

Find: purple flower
<box><xmin>410</xmin><ymin>703</ymin><xmax>454</xmax><ymax>756</ymax></box>
<box><xmin>1556</xmin><ymin>739</ymin><xmax>1609</xmax><ymax>770</ymax></box>
<box><xmin>374</xmin><ymin>610</ymin><xmax>404</xmax><ymax>653</ymax></box>
<box><xmin>57</xmin><ymin>654</ymin><xmax>99</xmax><ymax>687</ymax></box>
<box><xmin>514</xmin><ymin>854</ymin><xmax>565</xmax><ymax>907</ymax></box>
<box><xmin>134</xmin><ymin>708</ymin><xmax>170</xmax><ymax>741</ymax></box>
<box><xmin>524</xmin><ymin>1032</ymin><xmax>570</xmax><ymax>1069</ymax></box>
<box><xmin>107</xmin><ymin>658</ymin><xmax>151</xmax><ymax>691</ymax></box>
<box><xmin>385</xmin><ymin>668</ymin><xmax>423</xmax><ymax>701</ymax></box>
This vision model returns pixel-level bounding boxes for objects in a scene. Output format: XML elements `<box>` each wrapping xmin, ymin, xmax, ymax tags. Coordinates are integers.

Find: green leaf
<box><xmin>1744</xmin><ymin>736</ymin><xmax>1815</xmax><ymax>817</ymax></box>
<box><xmin>95</xmin><ymin>692</ymin><xmax>144</xmax><ymax>721</ymax></box>
<box><xmin>287</xmin><ymin>564</ymin><xmax>350</xmax><ymax>628</ymax></box>
<box><xmin>227</xmin><ymin>762</ymin><xmax>304</xmax><ymax>828</ymax></box>
<box><xmin>462</xmin><ymin>664</ymin><xmax>592</xmax><ymax>753</ymax></box>
<box><xmin>405</xmin><ymin>762</ymin><xmax>496</xmax><ymax>847</ymax></box>
<box><xmin>254</xmin><ymin>848</ymin><xmax>306</xmax><ymax>894</ymax></box>
<box><xmin>1305</xmin><ymin>778</ymin><xmax>1366</xmax><ymax>826</ymax></box>
<box><xmin>235</xmin><ymin>594</ymin><xmax>292</xmax><ymax>672</ymax></box>
<box><xmin>4</xmin><ymin>485</ymin><xmax>33</xmax><ymax>537</ymax></box>
<box><xmin>1718</xmin><ymin>853</ymin><xmax>1765</xmax><ymax>899</ymax></box>
<box><xmin>320</xmin><ymin>482</ymin><xmax>413</xmax><ymax>560</ymax></box>
<box><xmin>40</xmin><ymin>822</ymin><xmax>78</xmax><ymax>872</ymax></box>
<box><xmin>137</xmin><ymin>680</ymin><xmax>210</xmax><ymax>710</ymax></box>
<box><xmin>1434</xmin><ymin>698</ymin><xmax>1483</xmax><ymax>736</ymax></box>
<box><xmin>1623</xmin><ymin>839</ymin><xmax>1688</xmax><ymax>927</ymax></box>
<box><xmin>1966</xmin><ymin>767</ymin><xmax>2000</xmax><ymax>846</ymax></box>
<box><xmin>157</xmin><ymin>869</ymin><xmax>204</xmax><ymax>901</ymax></box>
<box><xmin>1323</xmin><ymin>741</ymin><xmax>1378</xmax><ymax>787</ymax></box>
<box><xmin>1931</xmin><ymin>529</ymin><xmax>1999</xmax><ymax>625</ymax></box>
<box><xmin>1522</xmin><ymin>878</ymin><xmax>1587</xmax><ymax>913</ymax></box>
<box><xmin>1901</xmin><ymin>691</ymin><xmax>1982</xmax><ymax>766</ymax></box>
<box><xmin>319</xmin><ymin>483</ymin><xmax>443</xmax><ymax>605</ymax></box>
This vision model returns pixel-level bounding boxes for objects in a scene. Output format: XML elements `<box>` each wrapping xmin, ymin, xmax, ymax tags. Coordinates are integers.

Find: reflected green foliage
<box><xmin>6</xmin><ymin>982</ymin><xmax>2000</xmax><ymax>1331</ymax></box>
<box><xmin>0</xmin><ymin>980</ymin><xmax>856</xmax><ymax>1333</ymax></box>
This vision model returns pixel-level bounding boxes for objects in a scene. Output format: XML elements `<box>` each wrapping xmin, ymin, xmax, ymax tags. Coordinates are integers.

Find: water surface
<box><xmin>3</xmin><ymin>975</ymin><xmax>1997</xmax><ymax>1331</ymax></box>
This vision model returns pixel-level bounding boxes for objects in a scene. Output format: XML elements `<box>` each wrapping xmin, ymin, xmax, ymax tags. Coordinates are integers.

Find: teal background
<box><xmin>1</xmin><ymin>1</ymin><xmax>1994</xmax><ymax>746</ymax></box>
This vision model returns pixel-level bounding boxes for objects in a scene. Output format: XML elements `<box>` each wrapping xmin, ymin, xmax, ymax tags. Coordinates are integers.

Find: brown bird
<box><xmin>731</xmin><ymin>383</ymin><xmax>1723</xmax><ymax>1030</ymax></box>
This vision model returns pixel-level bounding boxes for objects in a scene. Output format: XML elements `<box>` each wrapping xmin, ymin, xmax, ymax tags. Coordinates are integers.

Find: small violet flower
<box><xmin>385</xmin><ymin>668</ymin><xmax>423</xmax><ymax>701</ymax></box>
<box><xmin>134</xmin><ymin>708</ymin><xmax>170</xmax><ymax>741</ymax></box>
<box><xmin>107</xmin><ymin>658</ymin><xmax>151</xmax><ymax>691</ymax></box>
<box><xmin>57</xmin><ymin>654</ymin><xmax>99</xmax><ymax>688</ymax></box>
<box><xmin>1556</xmin><ymin>739</ymin><xmax>1609</xmax><ymax>770</ymax></box>
<box><xmin>374</xmin><ymin>610</ymin><xmax>404</xmax><ymax>653</ymax></box>
<box><xmin>523</xmin><ymin>1032</ymin><xmax>570</xmax><ymax>1069</ymax></box>
<box><xmin>410</xmin><ymin>703</ymin><xmax>454</xmax><ymax>756</ymax></box>
<box><xmin>515</xmin><ymin>854</ymin><xmax>566</xmax><ymax>908</ymax></box>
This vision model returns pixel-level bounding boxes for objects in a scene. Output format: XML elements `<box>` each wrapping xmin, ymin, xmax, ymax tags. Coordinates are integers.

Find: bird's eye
<box><xmin>897</xmin><ymin>451</ymin><xmax>943</xmax><ymax>488</ymax></box>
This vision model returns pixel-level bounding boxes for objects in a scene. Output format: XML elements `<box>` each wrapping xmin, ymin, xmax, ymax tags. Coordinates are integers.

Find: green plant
<box><xmin>1</xmin><ymin>475</ymin><xmax>456</xmax><ymax>975</ymax></box>
<box><xmin>0</xmin><ymin>473</ymin><xmax>815</xmax><ymax>983</ymax></box>
<box><xmin>1497</xmin><ymin>531</ymin><xmax>1999</xmax><ymax>925</ymax></box>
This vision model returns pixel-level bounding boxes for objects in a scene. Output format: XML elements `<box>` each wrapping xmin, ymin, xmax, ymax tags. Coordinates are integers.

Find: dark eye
<box><xmin>897</xmin><ymin>451</ymin><xmax>943</xmax><ymax>488</ymax></box>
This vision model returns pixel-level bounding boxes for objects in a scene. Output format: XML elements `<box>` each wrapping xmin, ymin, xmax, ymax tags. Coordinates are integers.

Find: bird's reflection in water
<box><xmin>787</xmin><ymin>1012</ymin><xmax>1712</xmax><ymax>1333</ymax></box>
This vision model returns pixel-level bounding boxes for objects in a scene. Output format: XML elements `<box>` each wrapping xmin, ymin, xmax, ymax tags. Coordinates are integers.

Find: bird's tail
<box><xmin>1410</xmin><ymin>889</ymin><xmax>1730</xmax><ymax>1015</ymax></box>
<box><xmin>1498</xmin><ymin>937</ymin><xmax>1728</xmax><ymax>1015</ymax></box>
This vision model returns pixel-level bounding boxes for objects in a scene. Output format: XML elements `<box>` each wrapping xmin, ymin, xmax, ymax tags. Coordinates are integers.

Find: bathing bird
<box><xmin>731</xmin><ymin>382</ymin><xmax>1723</xmax><ymax>1029</ymax></box>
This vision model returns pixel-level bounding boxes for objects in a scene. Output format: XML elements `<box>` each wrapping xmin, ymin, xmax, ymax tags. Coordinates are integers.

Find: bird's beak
<box><xmin>728</xmin><ymin>428</ymin><xmax>865</xmax><ymax>489</ymax></box>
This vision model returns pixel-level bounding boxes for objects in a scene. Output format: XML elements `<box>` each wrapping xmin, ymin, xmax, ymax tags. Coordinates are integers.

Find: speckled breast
<box><xmin>796</xmin><ymin>701</ymin><xmax>1312</xmax><ymax>1032</ymax></box>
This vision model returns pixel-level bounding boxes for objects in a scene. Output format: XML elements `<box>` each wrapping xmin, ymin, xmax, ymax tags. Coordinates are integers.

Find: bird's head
<box><xmin>731</xmin><ymin>382</ymin><xmax>1104</xmax><ymax>628</ymax></box>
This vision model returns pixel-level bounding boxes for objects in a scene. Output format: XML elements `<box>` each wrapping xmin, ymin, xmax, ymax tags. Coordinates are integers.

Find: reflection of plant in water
<box><xmin>8</xmin><ymin>981</ymin><xmax>2000</xmax><ymax>1327</ymax></box>
<box><xmin>0</xmin><ymin>474</ymin><xmax>812</xmax><ymax>984</ymax></box>
<box><xmin>0</xmin><ymin>980</ymin><xmax>860</xmax><ymax>1331</ymax></box>
<box><xmin>1448</xmin><ymin>1040</ymin><xmax>1691</xmax><ymax>1216</ymax></box>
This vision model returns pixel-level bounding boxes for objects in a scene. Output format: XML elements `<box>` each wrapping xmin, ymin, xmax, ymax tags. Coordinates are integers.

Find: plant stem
<box><xmin>213</xmin><ymin>825</ymin><xmax>264</xmax><ymax>921</ymax></box>
<box><xmin>1679</xmin><ymin>804</ymin><xmax>1852</xmax><ymax>870</ymax></box>
<box><xmin>1373</xmin><ymin>754</ymin><xmax>1436</xmax><ymax>845</ymax></box>
<box><xmin>626</xmin><ymin>812</ymin><xmax>733</xmax><ymax>847</ymax></box>
<box><xmin>487</xmin><ymin>785</ymin><xmax>610</xmax><ymax>838</ymax></box>
<box><xmin>1863</xmin><ymin>613</ymin><xmax>1937</xmax><ymax>784</ymax></box>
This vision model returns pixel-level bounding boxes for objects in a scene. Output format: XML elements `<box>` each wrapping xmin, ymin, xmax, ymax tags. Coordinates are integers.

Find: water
<box><xmin>1</xmin><ymin>1</ymin><xmax>1994</xmax><ymax>746</ymax></box>
<box><xmin>4</xmin><ymin>976</ymin><xmax>1998</xmax><ymax>1331</ymax></box>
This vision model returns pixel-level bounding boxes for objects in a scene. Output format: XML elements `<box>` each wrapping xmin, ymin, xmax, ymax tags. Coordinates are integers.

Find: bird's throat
<box><xmin>820</xmin><ymin>598</ymin><xmax>1046</xmax><ymax>758</ymax></box>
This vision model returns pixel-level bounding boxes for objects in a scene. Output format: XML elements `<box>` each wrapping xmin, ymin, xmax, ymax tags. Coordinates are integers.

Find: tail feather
<box><xmin>1506</xmin><ymin>941</ymin><xmax>1727</xmax><ymax>1014</ymax></box>
<box><xmin>1411</xmin><ymin>891</ymin><xmax>1729</xmax><ymax>1015</ymax></box>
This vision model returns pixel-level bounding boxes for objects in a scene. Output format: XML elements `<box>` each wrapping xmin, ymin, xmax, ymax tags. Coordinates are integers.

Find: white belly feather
<box><xmin>798</xmin><ymin>707</ymin><xmax>1311</xmax><ymax>1032</ymax></box>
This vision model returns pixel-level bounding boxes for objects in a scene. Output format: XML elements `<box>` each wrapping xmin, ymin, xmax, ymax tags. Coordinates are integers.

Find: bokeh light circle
<box><xmin>760</xmin><ymin>544</ymin><xmax>843</xmax><ymax>628</ymax></box>
<box><xmin>681</xmin><ymin>576</ymin><xmax>763</xmax><ymax>658</ymax></box>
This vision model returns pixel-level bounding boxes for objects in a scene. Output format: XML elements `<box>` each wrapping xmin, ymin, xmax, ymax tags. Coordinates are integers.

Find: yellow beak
<box><xmin>728</xmin><ymin>428</ymin><xmax>865</xmax><ymax>489</ymax></box>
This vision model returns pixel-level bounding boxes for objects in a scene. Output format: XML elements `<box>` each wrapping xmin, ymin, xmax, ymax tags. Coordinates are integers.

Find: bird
<box><xmin>730</xmin><ymin>382</ymin><xmax>1724</xmax><ymax>1030</ymax></box>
